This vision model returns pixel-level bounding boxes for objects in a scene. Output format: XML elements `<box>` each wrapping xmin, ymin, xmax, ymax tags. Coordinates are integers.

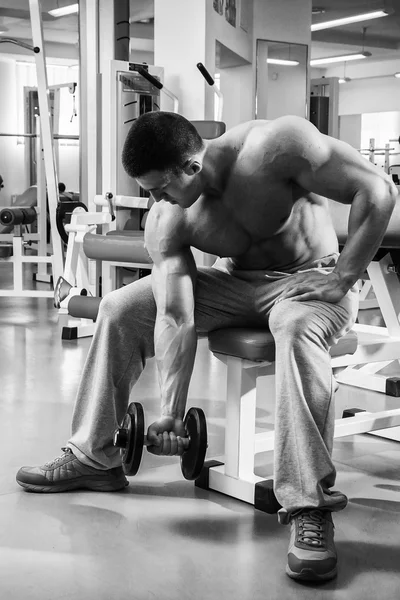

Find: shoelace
<box><xmin>296</xmin><ymin>510</ymin><xmax>327</xmax><ymax>548</ymax></box>
<box><xmin>44</xmin><ymin>447</ymin><xmax>73</xmax><ymax>468</ymax></box>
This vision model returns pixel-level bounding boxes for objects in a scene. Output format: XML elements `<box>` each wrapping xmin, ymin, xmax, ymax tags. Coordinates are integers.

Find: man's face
<box><xmin>136</xmin><ymin>167</ymin><xmax>202</xmax><ymax>209</ymax></box>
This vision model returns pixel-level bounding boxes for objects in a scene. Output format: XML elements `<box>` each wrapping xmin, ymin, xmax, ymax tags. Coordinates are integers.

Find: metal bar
<box><xmin>0</xmin><ymin>290</ymin><xmax>54</xmax><ymax>298</ymax></box>
<box><xmin>0</xmin><ymin>132</ymin><xmax>79</xmax><ymax>140</ymax></box>
<box><xmin>94</xmin><ymin>194</ymin><xmax>151</xmax><ymax>209</ymax></box>
<box><xmin>0</xmin><ymin>38</ymin><xmax>37</xmax><ymax>52</ymax></box>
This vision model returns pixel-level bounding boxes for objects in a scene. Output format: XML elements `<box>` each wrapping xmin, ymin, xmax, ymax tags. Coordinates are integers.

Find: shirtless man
<box><xmin>16</xmin><ymin>112</ymin><xmax>397</xmax><ymax>582</ymax></box>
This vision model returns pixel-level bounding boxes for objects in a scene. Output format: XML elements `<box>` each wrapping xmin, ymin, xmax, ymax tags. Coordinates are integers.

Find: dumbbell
<box><xmin>113</xmin><ymin>402</ymin><xmax>208</xmax><ymax>480</ymax></box>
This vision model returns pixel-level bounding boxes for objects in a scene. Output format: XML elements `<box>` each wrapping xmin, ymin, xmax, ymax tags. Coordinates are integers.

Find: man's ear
<box><xmin>183</xmin><ymin>159</ymin><xmax>202</xmax><ymax>176</ymax></box>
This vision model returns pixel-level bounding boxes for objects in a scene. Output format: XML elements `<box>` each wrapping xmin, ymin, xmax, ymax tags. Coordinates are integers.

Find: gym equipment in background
<box><xmin>0</xmin><ymin>0</ymin><xmax>67</xmax><ymax>298</ymax></box>
<box><xmin>56</xmin><ymin>61</ymin><xmax>225</xmax><ymax>339</ymax></box>
<box><xmin>113</xmin><ymin>402</ymin><xmax>208</xmax><ymax>480</ymax></box>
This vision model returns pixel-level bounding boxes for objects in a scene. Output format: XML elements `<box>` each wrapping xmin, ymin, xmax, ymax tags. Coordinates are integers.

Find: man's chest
<box><xmin>186</xmin><ymin>175</ymin><xmax>296</xmax><ymax>257</ymax></box>
<box><xmin>221</xmin><ymin>171</ymin><xmax>294</xmax><ymax>240</ymax></box>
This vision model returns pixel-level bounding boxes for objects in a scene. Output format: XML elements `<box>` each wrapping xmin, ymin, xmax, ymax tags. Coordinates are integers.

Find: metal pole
<box><xmin>29</xmin><ymin>0</ymin><xmax>64</xmax><ymax>285</ymax></box>
<box><xmin>79</xmin><ymin>0</ymin><xmax>101</xmax><ymax>296</ymax></box>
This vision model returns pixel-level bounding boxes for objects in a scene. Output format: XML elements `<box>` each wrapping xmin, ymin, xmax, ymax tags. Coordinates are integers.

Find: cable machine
<box><xmin>0</xmin><ymin>0</ymin><xmax>64</xmax><ymax>298</ymax></box>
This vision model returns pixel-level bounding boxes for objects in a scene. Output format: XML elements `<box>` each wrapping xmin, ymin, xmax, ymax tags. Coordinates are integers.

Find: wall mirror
<box><xmin>255</xmin><ymin>39</ymin><xmax>308</xmax><ymax>120</ymax></box>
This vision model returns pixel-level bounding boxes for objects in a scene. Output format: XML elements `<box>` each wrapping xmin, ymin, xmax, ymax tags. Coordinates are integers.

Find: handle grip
<box><xmin>196</xmin><ymin>62</ymin><xmax>214</xmax><ymax>86</ymax></box>
<box><xmin>137</xmin><ymin>66</ymin><xmax>163</xmax><ymax>90</ymax></box>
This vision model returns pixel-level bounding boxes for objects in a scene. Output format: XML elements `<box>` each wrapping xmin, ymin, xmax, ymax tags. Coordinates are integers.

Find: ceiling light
<box><xmin>310</xmin><ymin>52</ymin><xmax>371</xmax><ymax>66</ymax></box>
<box><xmin>266</xmin><ymin>58</ymin><xmax>299</xmax><ymax>66</ymax></box>
<box><xmin>395</xmin><ymin>73</ymin><xmax>400</xmax><ymax>78</ymax></box>
<box><xmin>48</xmin><ymin>3</ymin><xmax>79</xmax><ymax>17</ymax></box>
<box><xmin>311</xmin><ymin>10</ymin><xmax>388</xmax><ymax>31</ymax></box>
<box><xmin>339</xmin><ymin>77</ymin><xmax>351</xmax><ymax>83</ymax></box>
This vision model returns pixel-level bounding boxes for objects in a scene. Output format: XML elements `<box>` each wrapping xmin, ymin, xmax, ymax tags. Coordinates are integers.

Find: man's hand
<box><xmin>146</xmin><ymin>416</ymin><xmax>190</xmax><ymax>456</ymax></box>
<box><xmin>275</xmin><ymin>271</ymin><xmax>349</xmax><ymax>304</ymax></box>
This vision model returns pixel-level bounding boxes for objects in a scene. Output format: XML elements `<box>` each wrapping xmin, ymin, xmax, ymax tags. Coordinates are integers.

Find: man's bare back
<box><xmin>142</xmin><ymin>116</ymin><xmax>391</xmax><ymax>274</ymax></box>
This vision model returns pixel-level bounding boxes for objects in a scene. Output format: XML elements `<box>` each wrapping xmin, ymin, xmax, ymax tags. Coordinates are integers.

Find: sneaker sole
<box><xmin>16</xmin><ymin>479</ymin><xmax>129</xmax><ymax>493</ymax></box>
<box><xmin>286</xmin><ymin>564</ymin><xmax>337</xmax><ymax>582</ymax></box>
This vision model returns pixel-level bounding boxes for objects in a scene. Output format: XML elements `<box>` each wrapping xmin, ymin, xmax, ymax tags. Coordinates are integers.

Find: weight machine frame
<box><xmin>0</xmin><ymin>0</ymin><xmax>64</xmax><ymax>298</ymax></box>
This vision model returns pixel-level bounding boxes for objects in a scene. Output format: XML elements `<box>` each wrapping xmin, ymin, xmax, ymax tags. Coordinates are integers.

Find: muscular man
<box><xmin>16</xmin><ymin>112</ymin><xmax>397</xmax><ymax>582</ymax></box>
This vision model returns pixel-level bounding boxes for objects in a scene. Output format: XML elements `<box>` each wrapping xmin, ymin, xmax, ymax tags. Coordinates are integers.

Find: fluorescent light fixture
<box><xmin>266</xmin><ymin>58</ymin><xmax>299</xmax><ymax>66</ymax></box>
<box><xmin>48</xmin><ymin>3</ymin><xmax>79</xmax><ymax>17</ymax></box>
<box><xmin>339</xmin><ymin>77</ymin><xmax>351</xmax><ymax>83</ymax></box>
<box><xmin>310</xmin><ymin>52</ymin><xmax>371</xmax><ymax>66</ymax></box>
<box><xmin>311</xmin><ymin>10</ymin><xmax>388</xmax><ymax>31</ymax></box>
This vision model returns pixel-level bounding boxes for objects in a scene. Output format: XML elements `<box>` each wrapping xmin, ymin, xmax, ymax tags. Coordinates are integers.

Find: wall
<box><xmin>314</xmin><ymin>56</ymin><xmax>400</xmax><ymax>117</ymax></box>
<box><xmin>338</xmin><ymin>77</ymin><xmax>400</xmax><ymax>117</ymax></box>
<box><xmin>205</xmin><ymin>0</ymin><xmax>253</xmax><ymax>123</ymax></box>
<box><xmin>339</xmin><ymin>114</ymin><xmax>362</xmax><ymax>149</ymax></box>
<box><xmin>154</xmin><ymin>0</ymin><xmax>254</xmax><ymax>125</ymax></box>
<box><xmin>256</xmin><ymin>40</ymin><xmax>308</xmax><ymax>120</ymax></box>
<box><xmin>252</xmin><ymin>0</ymin><xmax>312</xmax><ymax>119</ymax></box>
<box><xmin>218</xmin><ymin>64</ymin><xmax>253</xmax><ymax>130</ymax></box>
<box><xmin>154</xmin><ymin>0</ymin><xmax>207</xmax><ymax>119</ymax></box>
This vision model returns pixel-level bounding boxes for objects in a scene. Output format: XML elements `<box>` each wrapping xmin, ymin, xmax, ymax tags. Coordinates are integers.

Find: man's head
<box><xmin>122</xmin><ymin>111</ymin><xmax>206</xmax><ymax>208</ymax></box>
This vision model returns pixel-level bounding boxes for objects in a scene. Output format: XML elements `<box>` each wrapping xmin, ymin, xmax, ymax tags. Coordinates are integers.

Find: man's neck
<box><xmin>200</xmin><ymin>139</ymin><xmax>235</xmax><ymax>196</ymax></box>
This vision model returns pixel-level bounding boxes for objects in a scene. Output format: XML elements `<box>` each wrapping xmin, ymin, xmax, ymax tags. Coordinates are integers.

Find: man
<box><xmin>16</xmin><ymin>112</ymin><xmax>397</xmax><ymax>582</ymax></box>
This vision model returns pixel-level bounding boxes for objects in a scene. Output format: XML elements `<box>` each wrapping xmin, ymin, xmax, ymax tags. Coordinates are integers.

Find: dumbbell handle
<box><xmin>114</xmin><ymin>428</ymin><xmax>190</xmax><ymax>449</ymax></box>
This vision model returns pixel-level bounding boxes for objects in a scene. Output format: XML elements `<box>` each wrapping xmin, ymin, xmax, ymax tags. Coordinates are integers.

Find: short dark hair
<box><xmin>122</xmin><ymin>111</ymin><xmax>204</xmax><ymax>178</ymax></box>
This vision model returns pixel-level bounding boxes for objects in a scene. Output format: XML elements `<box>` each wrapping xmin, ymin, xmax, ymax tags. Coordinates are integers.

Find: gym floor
<box><xmin>1</xmin><ymin>263</ymin><xmax>400</xmax><ymax>600</ymax></box>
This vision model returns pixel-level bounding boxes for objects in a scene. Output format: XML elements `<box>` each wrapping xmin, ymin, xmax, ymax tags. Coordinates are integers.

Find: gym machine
<box><xmin>56</xmin><ymin>61</ymin><xmax>225</xmax><ymax>340</ymax></box>
<box><xmin>0</xmin><ymin>0</ymin><xmax>65</xmax><ymax>298</ymax></box>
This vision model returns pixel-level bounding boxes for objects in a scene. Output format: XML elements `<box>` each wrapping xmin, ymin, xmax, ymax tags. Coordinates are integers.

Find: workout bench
<box><xmin>196</xmin><ymin>199</ymin><xmax>400</xmax><ymax>513</ymax></box>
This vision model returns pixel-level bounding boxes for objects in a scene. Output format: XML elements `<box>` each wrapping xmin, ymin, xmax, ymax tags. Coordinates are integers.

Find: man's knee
<box><xmin>98</xmin><ymin>279</ymin><xmax>155</xmax><ymax>327</ymax></box>
<box><xmin>269</xmin><ymin>299</ymin><xmax>318</xmax><ymax>341</ymax></box>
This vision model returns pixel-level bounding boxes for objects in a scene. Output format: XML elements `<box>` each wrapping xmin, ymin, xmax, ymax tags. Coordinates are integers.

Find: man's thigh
<box><xmin>194</xmin><ymin>267</ymin><xmax>260</xmax><ymax>333</ymax></box>
<box><xmin>102</xmin><ymin>267</ymin><xmax>259</xmax><ymax>334</ymax></box>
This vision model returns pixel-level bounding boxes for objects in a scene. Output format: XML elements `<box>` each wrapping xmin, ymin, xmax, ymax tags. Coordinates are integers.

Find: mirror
<box><xmin>255</xmin><ymin>39</ymin><xmax>308</xmax><ymax>121</ymax></box>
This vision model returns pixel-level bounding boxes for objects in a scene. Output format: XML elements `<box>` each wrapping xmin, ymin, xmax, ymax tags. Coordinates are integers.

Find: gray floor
<box><xmin>1</xmin><ymin>264</ymin><xmax>400</xmax><ymax>600</ymax></box>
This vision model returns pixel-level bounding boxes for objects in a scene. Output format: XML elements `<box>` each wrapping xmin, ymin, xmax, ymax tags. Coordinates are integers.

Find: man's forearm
<box><xmin>155</xmin><ymin>315</ymin><xmax>197</xmax><ymax>419</ymax></box>
<box><xmin>333</xmin><ymin>184</ymin><xmax>397</xmax><ymax>290</ymax></box>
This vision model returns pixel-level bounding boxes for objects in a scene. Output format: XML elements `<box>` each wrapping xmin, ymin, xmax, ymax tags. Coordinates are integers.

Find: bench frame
<box><xmin>199</xmin><ymin>251</ymin><xmax>400</xmax><ymax>512</ymax></box>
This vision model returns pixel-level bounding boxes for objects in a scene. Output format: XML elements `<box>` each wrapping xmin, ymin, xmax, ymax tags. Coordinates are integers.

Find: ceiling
<box><xmin>0</xmin><ymin>0</ymin><xmax>399</xmax><ymax>66</ymax></box>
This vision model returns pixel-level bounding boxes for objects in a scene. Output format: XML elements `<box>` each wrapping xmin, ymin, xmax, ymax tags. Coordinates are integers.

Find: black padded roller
<box><xmin>68</xmin><ymin>295</ymin><xmax>102</xmax><ymax>320</ymax></box>
<box><xmin>0</xmin><ymin>206</ymin><xmax>37</xmax><ymax>226</ymax></box>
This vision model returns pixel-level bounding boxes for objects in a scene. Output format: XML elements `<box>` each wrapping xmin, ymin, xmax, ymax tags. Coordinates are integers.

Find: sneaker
<box><xmin>16</xmin><ymin>448</ymin><xmax>129</xmax><ymax>493</ymax></box>
<box><xmin>286</xmin><ymin>509</ymin><xmax>337</xmax><ymax>582</ymax></box>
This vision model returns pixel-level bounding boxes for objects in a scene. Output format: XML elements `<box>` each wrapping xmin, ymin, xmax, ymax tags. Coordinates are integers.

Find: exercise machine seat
<box><xmin>83</xmin><ymin>230</ymin><xmax>151</xmax><ymax>264</ymax></box>
<box><xmin>191</xmin><ymin>121</ymin><xmax>226</xmax><ymax>139</ymax></box>
<box><xmin>208</xmin><ymin>327</ymin><xmax>358</xmax><ymax>363</ymax></box>
<box><xmin>329</xmin><ymin>198</ymin><xmax>400</xmax><ymax>248</ymax></box>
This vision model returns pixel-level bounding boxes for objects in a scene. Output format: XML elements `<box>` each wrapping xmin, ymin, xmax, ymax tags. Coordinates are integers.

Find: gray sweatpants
<box><xmin>67</xmin><ymin>254</ymin><xmax>359</xmax><ymax>522</ymax></box>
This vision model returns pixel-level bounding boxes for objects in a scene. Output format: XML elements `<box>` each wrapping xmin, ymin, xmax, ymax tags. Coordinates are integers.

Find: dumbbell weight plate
<box><xmin>181</xmin><ymin>407</ymin><xmax>208</xmax><ymax>481</ymax></box>
<box><xmin>116</xmin><ymin>402</ymin><xmax>145</xmax><ymax>476</ymax></box>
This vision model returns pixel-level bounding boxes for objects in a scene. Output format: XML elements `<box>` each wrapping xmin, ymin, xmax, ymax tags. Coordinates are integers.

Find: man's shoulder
<box><xmin>244</xmin><ymin>115</ymin><xmax>311</xmax><ymax>146</ymax></box>
<box><xmin>237</xmin><ymin>116</ymin><xmax>325</xmax><ymax>173</ymax></box>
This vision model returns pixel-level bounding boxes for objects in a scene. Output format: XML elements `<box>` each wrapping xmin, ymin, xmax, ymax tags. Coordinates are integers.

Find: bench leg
<box><xmin>197</xmin><ymin>356</ymin><xmax>281</xmax><ymax>513</ymax></box>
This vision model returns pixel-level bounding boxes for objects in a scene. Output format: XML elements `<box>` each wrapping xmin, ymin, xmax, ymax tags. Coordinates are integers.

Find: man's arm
<box><xmin>270</xmin><ymin>116</ymin><xmax>398</xmax><ymax>301</ymax></box>
<box><xmin>144</xmin><ymin>203</ymin><xmax>197</xmax><ymax>451</ymax></box>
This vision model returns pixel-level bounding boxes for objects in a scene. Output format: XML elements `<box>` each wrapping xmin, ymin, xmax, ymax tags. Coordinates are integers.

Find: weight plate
<box><xmin>181</xmin><ymin>407</ymin><xmax>208</xmax><ymax>481</ymax></box>
<box><xmin>121</xmin><ymin>402</ymin><xmax>145</xmax><ymax>476</ymax></box>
